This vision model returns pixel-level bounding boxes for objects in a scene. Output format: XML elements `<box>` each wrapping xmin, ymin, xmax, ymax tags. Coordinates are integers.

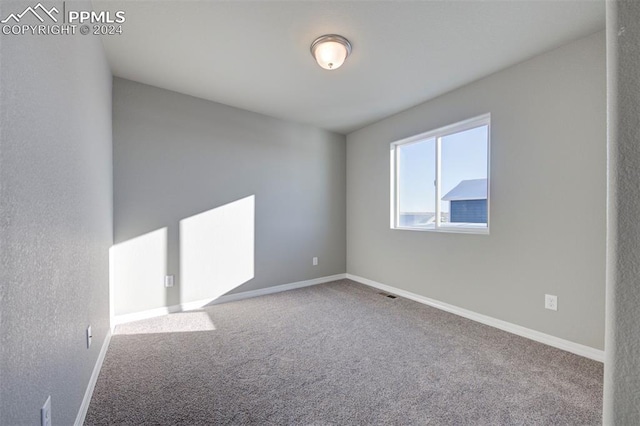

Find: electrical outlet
<box><xmin>41</xmin><ymin>396</ymin><xmax>51</xmax><ymax>426</ymax></box>
<box><xmin>545</xmin><ymin>294</ymin><xmax>558</xmax><ymax>311</ymax></box>
<box><xmin>165</xmin><ymin>275</ymin><xmax>174</xmax><ymax>288</ymax></box>
<box><xmin>86</xmin><ymin>326</ymin><xmax>92</xmax><ymax>348</ymax></box>
<box><xmin>312</xmin><ymin>257</ymin><xmax>318</xmax><ymax>266</ymax></box>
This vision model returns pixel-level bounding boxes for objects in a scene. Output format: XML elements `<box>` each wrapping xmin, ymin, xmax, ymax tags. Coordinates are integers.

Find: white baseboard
<box><xmin>346</xmin><ymin>273</ymin><xmax>604</xmax><ymax>362</ymax></box>
<box><xmin>75</xmin><ymin>329</ymin><xmax>112</xmax><ymax>426</ymax></box>
<box><xmin>113</xmin><ymin>273</ymin><xmax>348</xmax><ymax>326</ymax></box>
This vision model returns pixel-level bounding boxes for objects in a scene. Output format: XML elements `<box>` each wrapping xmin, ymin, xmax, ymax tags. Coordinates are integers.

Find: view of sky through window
<box><xmin>440</xmin><ymin>126</ymin><xmax>488</xmax><ymax>221</ymax></box>
<box><xmin>397</xmin><ymin>125</ymin><xmax>488</xmax><ymax>227</ymax></box>
<box><xmin>398</xmin><ymin>138</ymin><xmax>435</xmax><ymax>213</ymax></box>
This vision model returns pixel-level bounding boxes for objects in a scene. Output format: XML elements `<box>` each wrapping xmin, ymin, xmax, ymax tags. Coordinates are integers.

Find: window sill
<box><xmin>391</xmin><ymin>225</ymin><xmax>490</xmax><ymax>235</ymax></box>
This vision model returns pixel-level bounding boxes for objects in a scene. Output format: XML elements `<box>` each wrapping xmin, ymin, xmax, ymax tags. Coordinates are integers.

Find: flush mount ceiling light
<box><xmin>310</xmin><ymin>34</ymin><xmax>352</xmax><ymax>70</ymax></box>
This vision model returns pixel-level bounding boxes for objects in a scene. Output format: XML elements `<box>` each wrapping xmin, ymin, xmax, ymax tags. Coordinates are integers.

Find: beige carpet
<box><xmin>85</xmin><ymin>279</ymin><xmax>603</xmax><ymax>425</ymax></box>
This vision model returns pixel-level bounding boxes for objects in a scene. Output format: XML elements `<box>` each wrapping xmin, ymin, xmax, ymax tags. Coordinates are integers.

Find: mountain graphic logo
<box><xmin>1</xmin><ymin>3</ymin><xmax>59</xmax><ymax>24</ymax></box>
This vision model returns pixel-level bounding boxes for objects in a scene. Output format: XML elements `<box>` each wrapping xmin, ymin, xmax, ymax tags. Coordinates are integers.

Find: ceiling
<box><xmin>95</xmin><ymin>1</ymin><xmax>605</xmax><ymax>135</ymax></box>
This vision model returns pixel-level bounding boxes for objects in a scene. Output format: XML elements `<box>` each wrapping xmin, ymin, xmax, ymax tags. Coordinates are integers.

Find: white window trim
<box><xmin>390</xmin><ymin>113</ymin><xmax>491</xmax><ymax>235</ymax></box>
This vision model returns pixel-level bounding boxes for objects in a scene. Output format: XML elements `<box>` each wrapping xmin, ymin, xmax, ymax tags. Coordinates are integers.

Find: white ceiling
<box><xmin>95</xmin><ymin>1</ymin><xmax>605</xmax><ymax>134</ymax></box>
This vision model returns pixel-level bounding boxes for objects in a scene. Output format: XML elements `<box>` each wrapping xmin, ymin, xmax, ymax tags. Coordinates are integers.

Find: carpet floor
<box><xmin>85</xmin><ymin>279</ymin><xmax>603</xmax><ymax>425</ymax></box>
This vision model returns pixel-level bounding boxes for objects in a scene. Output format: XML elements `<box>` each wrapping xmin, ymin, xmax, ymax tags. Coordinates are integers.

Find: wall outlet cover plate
<box><xmin>165</xmin><ymin>275</ymin><xmax>174</xmax><ymax>287</ymax></box>
<box><xmin>545</xmin><ymin>294</ymin><xmax>558</xmax><ymax>311</ymax></box>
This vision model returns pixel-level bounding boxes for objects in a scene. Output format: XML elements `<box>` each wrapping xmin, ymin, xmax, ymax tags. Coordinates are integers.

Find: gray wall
<box><xmin>0</xmin><ymin>3</ymin><xmax>113</xmax><ymax>425</ymax></box>
<box><xmin>604</xmin><ymin>0</ymin><xmax>640</xmax><ymax>422</ymax></box>
<box><xmin>112</xmin><ymin>78</ymin><xmax>346</xmax><ymax>316</ymax></box>
<box><xmin>346</xmin><ymin>31</ymin><xmax>606</xmax><ymax>350</ymax></box>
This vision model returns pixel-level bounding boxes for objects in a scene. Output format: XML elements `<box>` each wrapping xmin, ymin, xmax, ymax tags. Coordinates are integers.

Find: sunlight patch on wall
<box><xmin>112</xmin><ymin>228</ymin><xmax>168</xmax><ymax>316</ymax></box>
<box><xmin>180</xmin><ymin>195</ymin><xmax>255</xmax><ymax>304</ymax></box>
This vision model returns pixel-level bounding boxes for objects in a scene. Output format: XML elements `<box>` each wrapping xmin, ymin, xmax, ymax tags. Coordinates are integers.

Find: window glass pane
<box><xmin>440</xmin><ymin>125</ymin><xmax>488</xmax><ymax>228</ymax></box>
<box><xmin>397</xmin><ymin>138</ymin><xmax>435</xmax><ymax>228</ymax></box>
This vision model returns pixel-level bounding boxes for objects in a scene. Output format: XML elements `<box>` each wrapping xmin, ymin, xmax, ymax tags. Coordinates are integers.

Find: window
<box><xmin>390</xmin><ymin>114</ymin><xmax>490</xmax><ymax>233</ymax></box>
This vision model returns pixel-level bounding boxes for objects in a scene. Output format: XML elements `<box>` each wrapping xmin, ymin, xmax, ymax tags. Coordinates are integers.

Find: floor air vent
<box><xmin>378</xmin><ymin>292</ymin><xmax>398</xmax><ymax>299</ymax></box>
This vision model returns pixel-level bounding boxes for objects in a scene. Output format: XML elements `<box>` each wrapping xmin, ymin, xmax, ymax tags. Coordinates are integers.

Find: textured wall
<box><xmin>604</xmin><ymin>1</ymin><xmax>640</xmax><ymax>422</ymax></box>
<box><xmin>0</xmin><ymin>1</ymin><xmax>113</xmax><ymax>424</ymax></box>
<box><xmin>346</xmin><ymin>32</ymin><xmax>606</xmax><ymax>350</ymax></box>
<box><xmin>112</xmin><ymin>78</ymin><xmax>346</xmax><ymax>316</ymax></box>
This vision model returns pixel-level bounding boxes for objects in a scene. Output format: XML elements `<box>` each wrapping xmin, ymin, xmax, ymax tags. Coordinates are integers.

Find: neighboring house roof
<box><xmin>441</xmin><ymin>178</ymin><xmax>487</xmax><ymax>201</ymax></box>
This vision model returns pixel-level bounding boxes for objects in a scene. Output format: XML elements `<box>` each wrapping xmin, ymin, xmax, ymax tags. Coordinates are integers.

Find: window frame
<box><xmin>390</xmin><ymin>113</ymin><xmax>491</xmax><ymax>234</ymax></box>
